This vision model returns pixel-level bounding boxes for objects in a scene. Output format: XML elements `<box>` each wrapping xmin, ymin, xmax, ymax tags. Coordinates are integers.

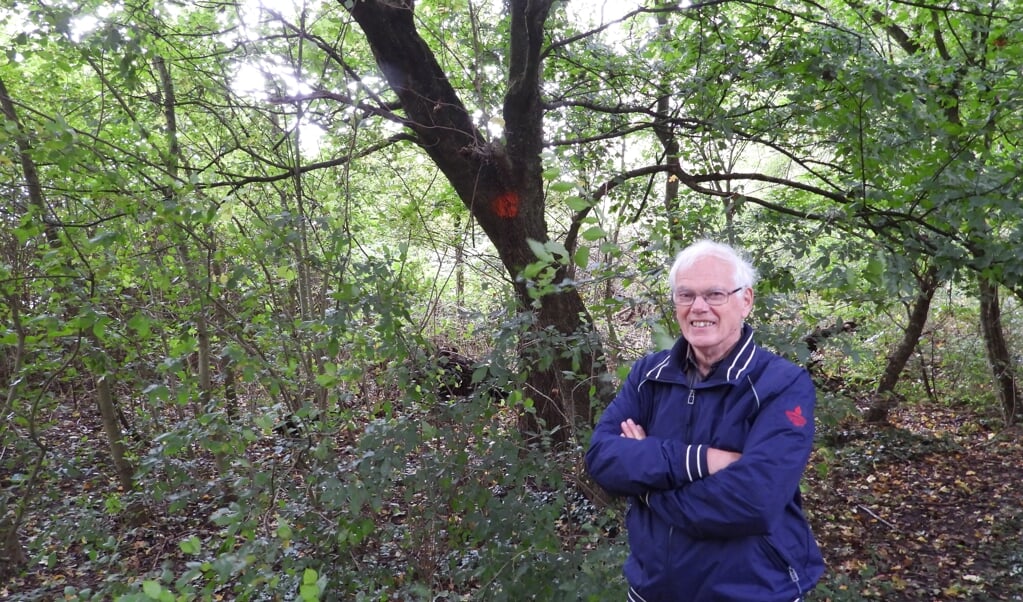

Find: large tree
<box><xmin>339</xmin><ymin>0</ymin><xmax>611</xmax><ymax>445</ymax></box>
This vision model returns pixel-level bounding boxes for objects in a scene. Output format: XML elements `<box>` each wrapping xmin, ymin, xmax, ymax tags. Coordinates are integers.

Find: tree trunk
<box><xmin>153</xmin><ymin>55</ymin><xmax>217</xmax><ymax>413</ymax></box>
<box><xmin>978</xmin><ymin>278</ymin><xmax>1019</xmax><ymax>426</ymax></box>
<box><xmin>865</xmin><ymin>265</ymin><xmax>940</xmax><ymax>423</ymax></box>
<box><xmin>346</xmin><ymin>0</ymin><xmax>613</xmax><ymax>446</ymax></box>
<box><xmin>652</xmin><ymin>11</ymin><xmax>684</xmax><ymax>246</ymax></box>
<box><xmin>0</xmin><ymin>74</ymin><xmax>58</xmax><ymax>575</ymax></box>
<box><xmin>0</xmin><ymin>292</ymin><xmax>30</xmax><ymax>578</ymax></box>
<box><xmin>211</xmin><ymin>259</ymin><xmax>238</xmax><ymax>421</ymax></box>
<box><xmin>455</xmin><ymin>214</ymin><xmax>465</xmax><ymax>308</ymax></box>
<box><xmin>96</xmin><ymin>375</ymin><xmax>136</xmax><ymax>491</ymax></box>
<box><xmin>0</xmin><ymin>76</ymin><xmax>58</xmax><ymax>246</ymax></box>
<box><xmin>0</xmin><ymin>517</ymin><xmax>28</xmax><ymax>581</ymax></box>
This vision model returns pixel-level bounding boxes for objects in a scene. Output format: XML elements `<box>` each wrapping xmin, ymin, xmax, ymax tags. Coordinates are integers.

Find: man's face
<box><xmin>673</xmin><ymin>255</ymin><xmax>753</xmax><ymax>366</ymax></box>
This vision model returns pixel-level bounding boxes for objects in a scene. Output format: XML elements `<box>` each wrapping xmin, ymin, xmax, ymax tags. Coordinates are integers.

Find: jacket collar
<box><xmin>644</xmin><ymin>323</ymin><xmax>758</xmax><ymax>385</ymax></box>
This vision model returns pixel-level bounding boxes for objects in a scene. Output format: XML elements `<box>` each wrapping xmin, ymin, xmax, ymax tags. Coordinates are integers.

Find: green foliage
<box><xmin>114</xmin><ymin>353</ymin><xmax>624</xmax><ymax>600</ymax></box>
<box><xmin>3</xmin><ymin>0</ymin><xmax>1022</xmax><ymax>599</ymax></box>
<box><xmin>902</xmin><ymin>298</ymin><xmax>1018</xmax><ymax>415</ymax></box>
<box><xmin>808</xmin><ymin>567</ymin><xmax>890</xmax><ymax>602</ymax></box>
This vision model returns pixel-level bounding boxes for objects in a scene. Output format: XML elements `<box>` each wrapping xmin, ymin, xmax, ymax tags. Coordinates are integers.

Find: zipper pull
<box><xmin>687</xmin><ymin>389</ymin><xmax>695</xmax><ymax>405</ymax></box>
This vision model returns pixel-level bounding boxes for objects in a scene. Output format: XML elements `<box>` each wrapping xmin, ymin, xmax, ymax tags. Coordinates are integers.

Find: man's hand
<box><xmin>707</xmin><ymin>448</ymin><xmax>741</xmax><ymax>474</ymax></box>
<box><xmin>619</xmin><ymin>418</ymin><xmax>646</xmax><ymax>440</ymax></box>
<box><xmin>620</xmin><ymin>418</ymin><xmax>741</xmax><ymax>475</ymax></box>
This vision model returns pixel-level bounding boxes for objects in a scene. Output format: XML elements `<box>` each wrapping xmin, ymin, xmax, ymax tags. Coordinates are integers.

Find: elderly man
<box><xmin>585</xmin><ymin>240</ymin><xmax>824</xmax><ymax>602</ymax></box>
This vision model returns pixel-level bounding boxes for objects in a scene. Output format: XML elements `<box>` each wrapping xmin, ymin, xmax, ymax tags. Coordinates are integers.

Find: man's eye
<box><xmin>705</xmin><ymin>292</ymin><xmax>725</xmax><ymax>302</ymax></box>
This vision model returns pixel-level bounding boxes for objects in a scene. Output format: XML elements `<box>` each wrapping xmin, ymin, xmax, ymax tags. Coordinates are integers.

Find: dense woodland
<box><xmin>1</xmin><ymin>0</ymin><xmax>1021</xmax><ymax>600</ymax></box>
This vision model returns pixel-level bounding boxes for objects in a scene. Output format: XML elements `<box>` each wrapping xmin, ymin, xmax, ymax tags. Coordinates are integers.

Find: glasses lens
<box><xmin>675</xmin><ymin>289</ymin><xmax>737</xmax><ymax>306</ymax></box>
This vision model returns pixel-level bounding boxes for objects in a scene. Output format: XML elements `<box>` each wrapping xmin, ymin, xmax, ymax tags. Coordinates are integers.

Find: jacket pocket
<box><xmin>624</xmin><ymin>501</ymin><xmax>673</xmax><ymax>593</ymax></box>
<box><xmin>760</xmin><ymin>536</ymin><xmax>803</xmax><ymax>595</ymax></box>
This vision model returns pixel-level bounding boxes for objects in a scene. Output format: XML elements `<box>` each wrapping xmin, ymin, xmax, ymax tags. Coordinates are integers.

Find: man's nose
<box><xmin>690</xmin><ymin>294</ymin><xmax>712</xmax><ymax>309</ymax></box>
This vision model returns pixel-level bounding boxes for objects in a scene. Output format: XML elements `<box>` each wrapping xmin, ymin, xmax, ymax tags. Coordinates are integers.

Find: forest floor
<box><xmin>4</xmin><ymin>400</ymin><xmax>1023</xmax><ymax>601</ymax></box>
<box><xmin>803</xmin><ymin>403</ymin><xmax>1023</xmax><ymax>601</ymax></box>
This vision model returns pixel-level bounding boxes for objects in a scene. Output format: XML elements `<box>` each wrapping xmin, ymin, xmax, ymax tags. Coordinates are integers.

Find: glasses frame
<box><xmin>672</xmin><ymin>286</ymin><xmax>744</xmax><ymax>307</ymax></box>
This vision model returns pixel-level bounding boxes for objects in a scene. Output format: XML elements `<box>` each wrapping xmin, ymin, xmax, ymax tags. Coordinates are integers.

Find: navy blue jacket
<box><xmin>585</xmin><ymin>325</ymin><xmax>825</xmax><ymax>601</ymax></box>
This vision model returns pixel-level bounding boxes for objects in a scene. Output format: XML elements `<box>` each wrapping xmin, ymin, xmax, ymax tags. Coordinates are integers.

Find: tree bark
<box><xmin>0</xmin><ymin>74</ymin><xmax>54</xmax><ymax>576</ymax></box>
<box><xmin>978</xmin><ymin>278</ymin><xmax>1019</xmax><ymax>426</ymax></box>
<box><xmin>652</xmin><ymin>12</ymin><xmax>684</xmax><ymax>246</ymax></box>
<box><xmin>346</xmin><ymin>0</ymin><xmax>612</xmax><ymax>446</ymax></box>
<box><xmin>96</xmin><ymin>375</ymin><xmax>136</xmax><ymax>492</ymax></box>
<box><xmin>0</xmin><ymin>292</ymin><xmax>30</xmax><ymax>578</ymax></box>
<box><xmin>153</xmin><ymin>55</ymin><xmax>216</xmax><ymax>411</ymax></box>
<box><xmin>0</xmin><ymin>517</ymin><xmax>28</xmax><ymax>581</ymax></box>
<box><xmin>865</xmin><ymin>265</ymin><xmax>939</xmax><ymax>423</ymax></box>
<box><xmin>0</xmin><ymin>76</ymin><xmax>57</xmax><ymax>246</ymax></box>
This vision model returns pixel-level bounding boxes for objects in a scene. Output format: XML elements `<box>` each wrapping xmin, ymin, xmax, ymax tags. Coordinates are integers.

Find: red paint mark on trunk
<box><xmin>492</xmin><ymin>191</ymin><xmax>519</xmax><ymax>218</ymax></box>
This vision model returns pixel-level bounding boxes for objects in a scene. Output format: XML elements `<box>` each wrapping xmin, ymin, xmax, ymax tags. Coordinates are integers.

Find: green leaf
<box><xmin>299</xmin><ymin>568</ymin><xmax>321</xmax><ymax>601</ymax></box>
<box><xmin>526</xmin><ymin>238</ymin><xmax>553</xmax><ymax>262</ymax></box>
<box><xmin>179</xmin><ymin>535</ymin><xmax>202</xmax><ymax>555</ymax></box>
<box><xmin>142</xmin><ymin>580</ymin><xmax>163</xmax><ymax>599</ymax></box>
<box><xmin>303</xmin><ymin>568</ymin><xmax>318</xmax><ymax>584</ymax></box>
<box><xmin>581</xmin><ymin>226</ymin><xmax>606</xmax><ymax>241</ymax></box>
<box><xmin>564</xmin><ymin>195</ymin><xmax>591</xmax><ymax>211</ymax></box>
<box><xmin>573</xmin><ymin>245</ymin><xmax>590</xmax><ymax>269</ymax></box>
<box><xmin>546</xmin><ymin>240</ymin><xmax>569</xmax><ymax>262</ymax></box>
<box><xmin>651</xmin><ymin>321</ymin><xmax>676</xmax><ymax>351</ymax></box>
<box><xmin>299</xmin><ymin>584</ymin><xmax>321</xmax><ymax>602</ymax></box>
<box><xmin>88</xmin><ymin>230</ymin><xmax>120</xmax><ymax>246</ymax></box>
<box><xmin>142</xmin><ymin>383</ymin><xmax>170</xmax><ymax>401</ymax></box>
<box><xmin>128</xmin><ymin>312</ymin><xmax>151</xmax><ymax>337</ymax></box>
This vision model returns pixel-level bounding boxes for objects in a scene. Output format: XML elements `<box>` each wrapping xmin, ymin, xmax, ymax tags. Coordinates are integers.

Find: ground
<box><xmin>803</xmin><ymin>404</ymin><xmax>1023</xmax><ymax>601</ymax></box>
<box><xmin>3</xmin><ymin>401</ymin><xmax>1022</xmax><ymax>600</ymax></box>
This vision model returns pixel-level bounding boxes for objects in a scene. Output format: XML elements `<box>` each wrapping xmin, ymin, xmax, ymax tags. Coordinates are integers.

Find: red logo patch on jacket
<box><xmin>785</xmin><ymin>405</ymin><xmax>807</xmax><ymax>427</ymax></box>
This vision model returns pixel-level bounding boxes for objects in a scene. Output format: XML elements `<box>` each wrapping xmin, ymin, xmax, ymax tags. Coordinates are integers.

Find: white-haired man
<box><xmin>586</xmin><ymin>240</ymin><xmax>824</xmax><ymax>601</ymax></box>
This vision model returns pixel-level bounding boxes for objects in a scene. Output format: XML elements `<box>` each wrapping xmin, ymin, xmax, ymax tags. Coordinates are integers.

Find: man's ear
<box><xmin>741</xmin><ymin>287</ymin><xmax>754</xmax><ymax>318</ymax></box>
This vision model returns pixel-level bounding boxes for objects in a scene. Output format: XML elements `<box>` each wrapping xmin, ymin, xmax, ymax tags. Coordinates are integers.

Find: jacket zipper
<box><xmin>764</xmin><ymin>536</ymin><xmax>803</xmax><ymax>596</ymax></box>
<box><xmin>685</xmin><ymin>388</ymin><xmax>695</xmax><ymax>440</ymax></box>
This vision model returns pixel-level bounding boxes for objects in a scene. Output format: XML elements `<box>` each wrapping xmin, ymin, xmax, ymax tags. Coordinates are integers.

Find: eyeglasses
<box><xmin>673</xmin><ymin>287</ymin><xmax>744</xmax><ymax>306</ymax></box>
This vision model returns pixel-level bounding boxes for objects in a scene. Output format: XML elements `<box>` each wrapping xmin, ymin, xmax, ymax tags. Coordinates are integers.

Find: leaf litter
<box><xmin>3</xmin><ymin>401</ymin><xmax>1022</xmax><ymax>601</ymax></box>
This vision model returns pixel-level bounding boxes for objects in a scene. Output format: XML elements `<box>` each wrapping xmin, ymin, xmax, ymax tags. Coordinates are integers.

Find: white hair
<box><xmin>668</xmin><ymin>239</ymin><xmax>759</xmax><ymax>291</ymax></box>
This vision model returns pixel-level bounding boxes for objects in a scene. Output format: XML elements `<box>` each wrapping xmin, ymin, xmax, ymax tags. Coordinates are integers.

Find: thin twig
<box><xmin>856</xmin><ymin>504</ymin><xmax>896</xmax><ymax>529</ymax></box>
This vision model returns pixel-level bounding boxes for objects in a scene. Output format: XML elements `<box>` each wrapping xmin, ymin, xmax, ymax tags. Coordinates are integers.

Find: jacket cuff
<box><xmin>684</xmin><ymin>444</ymin><xmax>707</xmax><ymax>482</ymax></box>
